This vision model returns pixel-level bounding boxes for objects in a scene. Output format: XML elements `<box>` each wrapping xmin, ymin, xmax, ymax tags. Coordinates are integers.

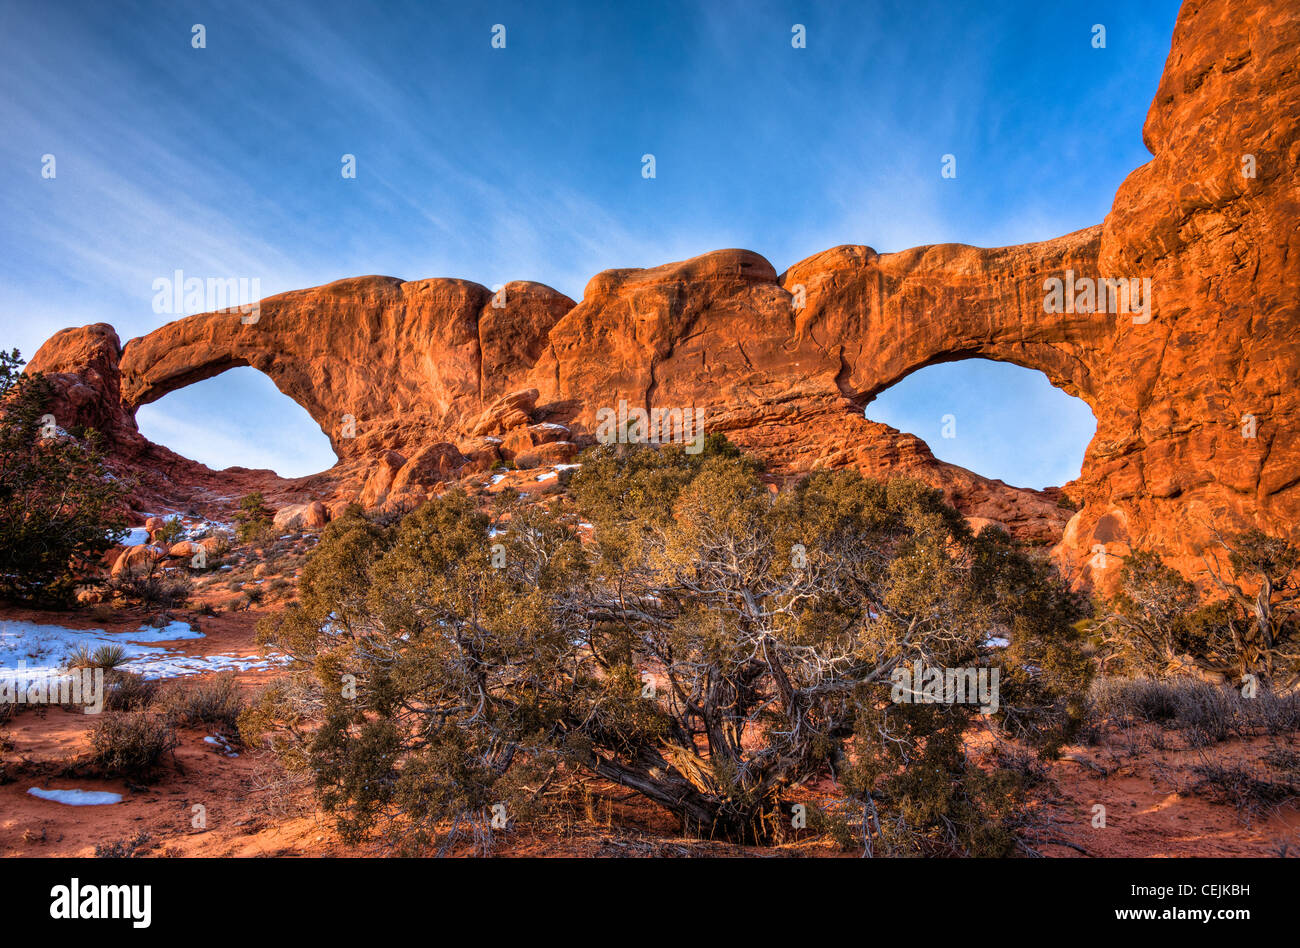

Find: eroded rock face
<box><xmin>1063</xmin><ymin>0</ymin><xmax>1300</xmax><ymax>588</ymax></box>
<box><xmin>23</xmin><ymin>0</ymin><xmax>1299</xmax><ymax>587</ymax></box>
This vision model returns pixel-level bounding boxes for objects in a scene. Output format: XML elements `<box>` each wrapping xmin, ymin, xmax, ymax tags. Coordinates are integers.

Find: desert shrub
<box><xmin>267</xmin><ymin>577</ymin><xmax>293</xmax><ymax>596</ymax></box>
<box><xmin>93</xmin><ymin>831</ymin><xmax>152</xmax><ymax>858</ymax></box>
<box><xmin>88</xmin><ymin>712</ymin><xmax>177</xmax><ymax>779</ymax></box>
<box><xmin>92</xmin><ymin>644</ymin><xmax>130</xmax><ymax>669</ymax></box>
<box><xmin>1202</xmin><ymin>528</ymin><xmax>1300</xmax><ymax>685</ymax></box>
<box><xmin>0</xmin><ymin>349</ymin><xmax>129</xmax><ymax>603</ymax></box>
<box><xmin>110</xmin><ymin>564</ymin><xmax>193</xmax><ymax>610</ymax></box>
<box><xmin>158</xmin><ymin>672</ymin><xmax>243</xmax><ymax>731</ymax></box>
<box><xmin>1089</xmin><ymin>676</ymin><xmax>1300</xmax><ymax>745</ymax></box>
<box><xmin>103</xmin><ymin>670</ymin><xmax>160</xmax><ymax>712</ymax></box>
<box><xmin>1097</xmin><ymin>552</ymin><xmax>1204</xmax><ymax>676</ymax></box>
<box><xmin>246</xmin><ymin>752</ymin><xmax>314</xmax><ymax>821</ymax></box>
<box><xmin>1090</xmin><ymin>676</ymin><xmax>1179</xmax><ymax>724</ymax></box>
<box><xmin>247</xmin><ymin>439</ymin><xmax>1091</xmax><ymax>854</ymax></box>
<box><xmin>1237</xmin><ymin>690</ymin><xmax>1300</xmax><ymax>735</ymax></box>
<box><xmin>1189</xmin><ymin>754</ymin><xmax>1300</xmax><ymax>816</ymax></box>
<box><xmin>234</xmin><ymin>492</ymin><xmax>275</xmax><ymax>544</ymax></box>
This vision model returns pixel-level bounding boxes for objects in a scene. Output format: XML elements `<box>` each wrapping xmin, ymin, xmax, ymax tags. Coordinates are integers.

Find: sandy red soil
<box><xmin>2</xmin><ymin>590</ymin><xmax>1297</xmax><ymax>858</ymax></box>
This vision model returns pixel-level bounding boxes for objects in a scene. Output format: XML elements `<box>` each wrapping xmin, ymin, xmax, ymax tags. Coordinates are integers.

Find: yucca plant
<box><xmin>67</xmin><ymin>642</ymin><xmax>130</xmax><ymax>670</ymax></box>
<box><xmin>66</xmin><ymin>643</ymin><xmax>95</xmax><ymax>669</ymax></box>
<box><xmin>92</xmin><ymin>644</ymin><xmax>130</xmax><ymax>669</ymax></box>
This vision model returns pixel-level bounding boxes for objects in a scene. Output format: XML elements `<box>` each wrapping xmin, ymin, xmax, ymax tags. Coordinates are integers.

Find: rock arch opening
<box><xmin>861</xmin><ymin>359</ymin><xmax>1096</xmax><ymax>491</ymax></box>
<box><xmin>133</xmin><ymin>365</ymin><xmax>338</xmax><ymax>478</ymax></box>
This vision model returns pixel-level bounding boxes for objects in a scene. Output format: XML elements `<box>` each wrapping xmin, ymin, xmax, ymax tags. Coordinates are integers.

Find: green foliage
<box><xmin>234</xmin><ymin>491</ymin><xmax>275</xmax><ymax>544</ymax></box>
<box><xmin>248</xmin><ymin>439</ymin><xmax>1091</xmax><ymax>853</ymax></box>
<box><xmin>109</xmin><ymin>561</ymin><xmax>193</xmax><ymax>609</ymax></box>
<box><xmin>0</xmin><ymin>349</ymin><xmax>128</xmax><ymax>602</ymax></box>
<box><xmin>246</xmin><ymin>496</ymin><xmax>566</xmax><ymax>851</ymax></box>
<box><xmin>1101</xmin><ymin>535</ymin><xmax>1300</xmax><ymax>685</ymax></box>
<box><xmin>153</xmin><ymin>518</ymin><xmax>185</xmax><ymax>546</ymax></box>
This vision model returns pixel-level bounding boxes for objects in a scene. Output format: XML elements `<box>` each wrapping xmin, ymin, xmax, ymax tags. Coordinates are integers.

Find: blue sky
<box><xmin>0</xmin><ymin>0</ymin><xmax>1180</xmax><ymax>486</ymax></box>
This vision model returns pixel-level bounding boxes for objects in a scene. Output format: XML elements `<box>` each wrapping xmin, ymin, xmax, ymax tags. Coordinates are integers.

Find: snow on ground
<box><xmin>533</xmin><ymin>464</ymin><xmax>580</xmax><ymax>482</ymax></box>
<box><xmin>204</xmin><ymin>734</ymin><xmax>239</xmax><ymax>757</ymax></box>
<box><xmin>0</xmin><ymin>619</ymin><xmax>286</xmax><ymax>680</ymax></box>
<box><xmin>118</xmin><ymin>651</ymin><xmax>286</xmax><ymax>679</ymax></box>
<box><xmin>112</xmin><ymin>514</ymin><xmax>234</xmax><ymax>549</ymax></box>
<box><xmin>28</xmin><ymin>787</ymin><xmax>122</xmax><ymax>806</ymax></box>
<box><xmin>120</xmin><ymin>620</ymin><xmax>203</xmax><ymax>643</ymax></box>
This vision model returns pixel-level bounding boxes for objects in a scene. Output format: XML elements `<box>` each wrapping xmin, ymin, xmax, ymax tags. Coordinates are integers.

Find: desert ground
<box><xmin>3</xmin><ymin>465</ymin><xmax>1296</xmax><ymax>859</ymax></box>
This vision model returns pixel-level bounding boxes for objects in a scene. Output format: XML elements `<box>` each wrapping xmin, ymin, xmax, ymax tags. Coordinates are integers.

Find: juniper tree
<box><xmin>0</xmin><ymin>349</ymin><xmax>127</xmax><ymax>602</ymax></box>
<box><xmin>1100</xmin><ymin>531</ymin><xmax>1300</xmax><ymax>685</ymax></box>
<box><xmin>246</xmin><ymin>439</ymin><xmax>1090</xmax><ymax>852</ymax></box>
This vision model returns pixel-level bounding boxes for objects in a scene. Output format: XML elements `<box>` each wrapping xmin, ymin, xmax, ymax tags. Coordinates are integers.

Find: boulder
<box><xmin>111</xmin><ymin>544</ymin><xmax>165</xmax><ymax>578</ymax></box>
<box><xmin>273</xmin><ymin>501</ymin><xmax>330</xmax><ymax>532</ymax></box>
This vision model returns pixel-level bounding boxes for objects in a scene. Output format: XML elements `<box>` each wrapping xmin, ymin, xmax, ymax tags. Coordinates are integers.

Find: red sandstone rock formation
<box><xmin>23</xmin><ymin>0</ymin><xmax>1299</xmax><ymax>589</ymax></box>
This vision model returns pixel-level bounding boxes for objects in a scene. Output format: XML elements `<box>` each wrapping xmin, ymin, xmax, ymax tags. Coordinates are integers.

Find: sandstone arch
<box><xmin>118</xmin><ymin>276</ymin><xmax>577</xmax><ymax>459</ymax></box>
<box><xmin>783</xmin><ymin>226</ymin><xmax>1107</xmax><ymax>409</ymax></box>
<box><xmin>25</xmin><ymin>0</ymin><xmax>1300</xmax><ymax>590</ymax></box>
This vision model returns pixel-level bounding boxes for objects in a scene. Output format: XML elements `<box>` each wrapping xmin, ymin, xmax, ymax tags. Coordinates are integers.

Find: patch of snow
<box><xmin>128</xmin><ymin>621</ymin><xmax>203</xmax><ymax>643</ymax></box>
<box><xmin>984</xmin><ymin>636</ymin><xmax>1010</xmax><ymax>649</ymax></box>
<box><xmin>124</xmin><ymin>652</ymin><xmax>288</xmax><ymax>679</ymax></box>
<box><xmin>535</xmin><ymin>423</ymin><xmax>569</xmax><ymax>431</ymax></box>
<box><xmin>535</xmin><ymin>471</ymin><xmax>558</xmax><ymax>482</ymax></box>
<box><xmin>0</xmin><ymin>620</ymin><xmax>196</xmax><ymax>676</ymax></box>
<box><xmin>203</xmin><ymin>735</ymin><xmax>239</xmax><ymax>757</ymax></box>
<box><xmin>489</xmin><ymin>473</ymin><xmax>508</xmax><ymax>485</ymax></box>
<box><xmin>0</xmin><ymin>620</ymin><xmax>285</xmax><ymax>681</ymax></box>
<box><xmin>120</xmin><ymin>527</ymin><xmax>150</xmax><ymax>546</ymax></box>
<box><xmin>28</xmin><ymin>787</ymin><xmax>122</xmax><ymax>806</ymax></box>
